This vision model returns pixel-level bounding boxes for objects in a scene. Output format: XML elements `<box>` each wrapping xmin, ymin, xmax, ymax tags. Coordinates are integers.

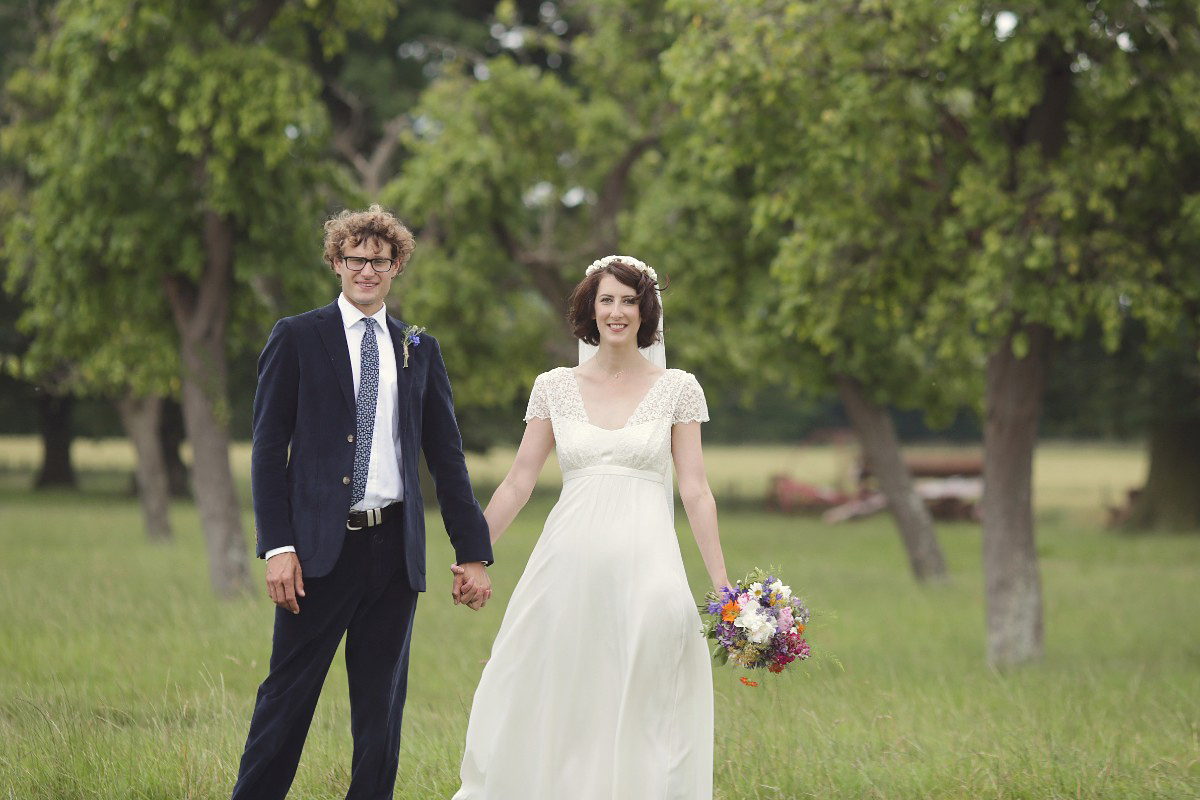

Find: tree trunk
<box><xmin>165</xmin><ymin>208</ymin><xmax>253</xmax><ymax>597</ymax></box>
<box><xmin>115</xmin><ymin>392</ymin><xmax>173</xmax><ymax>542</ymax></box>
<box><xmin>34</xmin><ymin>392</ymin><xmax>77</xmax><ymax>489</ymax></box>
<box><xmin>981</xmin><ymin>324</ymin><xmax>1051</xmax><ymax>667</ymax></box>
<box><xmin>1124</xmin><ymin>415</ymin><xmax>1200</xmax><ymax>532</ymax></box>
<box><xmin>836</xmin><ymin>374</ymin><xmax>948</xmax><ymax>582</ymax></box>
<box><xmin>160</xmin><ymin>398</ymin><xmax>191</xmax><ymax>498</ymax></box>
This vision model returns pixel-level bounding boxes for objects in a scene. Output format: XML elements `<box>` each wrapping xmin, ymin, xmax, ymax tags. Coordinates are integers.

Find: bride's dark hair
<box><xmin>566</xmin><ymin>260</ymin><xmax>665</xmax><ymax>349</ymax></box>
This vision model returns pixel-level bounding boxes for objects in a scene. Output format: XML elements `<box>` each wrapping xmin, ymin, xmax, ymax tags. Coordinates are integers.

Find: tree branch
<box><xmin>192</xmin><ymin>209</ymin><xmax>234</xmax><ymax>341</ymax></box>
<box><xmin>589</xmin><ymin>132</ymin><xmax>661</xmax><ymax>254</ymax></box>
<box><xmin>489</xmin><ymin>213</ymin><xmax>574</xmax><ymax>319</ymax></box>
<box><xmin>237</xmin><ymin>0</ymin><xmax>288</xmax><ymax>41</ymax></box>
<box><xmin>162</xmin><ymin>274</ymin><xmax>196</xmax><ymax>337</ymax></box>
<box><xmin>356</xmin><ymin>115</ymin><xmax>410</xmax><ymax>196</ymax></box>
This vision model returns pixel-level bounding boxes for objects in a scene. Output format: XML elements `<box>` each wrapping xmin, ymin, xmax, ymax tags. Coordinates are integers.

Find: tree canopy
<box><xmin>383</xmin><ymin>0</ymin><xmax>681</xmax><ymax>412</ymax></box>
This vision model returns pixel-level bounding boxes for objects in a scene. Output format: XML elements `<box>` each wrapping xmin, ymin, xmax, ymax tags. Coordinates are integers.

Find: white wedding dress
<box><xmin>453</xmin><ymin>367</ymin><xmax>714</xmax><ymax>800</ymax></box>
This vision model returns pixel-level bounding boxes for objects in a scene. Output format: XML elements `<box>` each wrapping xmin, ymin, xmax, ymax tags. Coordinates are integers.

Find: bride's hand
<box><xmin>450</xmin><ymin>563</ymin><xmax>472</xmax><ymax>604</ymax></box>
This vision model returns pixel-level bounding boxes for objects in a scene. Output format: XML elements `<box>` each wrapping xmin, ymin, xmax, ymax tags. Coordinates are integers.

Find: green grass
<box><xmin>1</xmin><ymin>439</ymin><xmax>1197</xmax><ymax>799</ymax></box>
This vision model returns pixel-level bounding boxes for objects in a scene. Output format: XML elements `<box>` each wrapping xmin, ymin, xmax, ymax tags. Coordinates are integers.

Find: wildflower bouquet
<box><xmin>700</xmin><ymin>567</ymin><xmax>811</xmax><ymax>674</ymax></box>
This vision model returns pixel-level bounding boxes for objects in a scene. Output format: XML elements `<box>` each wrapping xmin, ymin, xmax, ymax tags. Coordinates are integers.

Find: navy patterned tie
<box><xmin>351</xmin><ymin>317</ymin><xmax>379</xmax><ymax>507</ymax></box>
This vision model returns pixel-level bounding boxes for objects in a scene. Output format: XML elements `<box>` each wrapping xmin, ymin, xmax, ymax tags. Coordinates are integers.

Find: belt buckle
<box><xmin>347</xmin><ymin>507</ymin><xmax>383</xmax><ymax>531</ymax></box>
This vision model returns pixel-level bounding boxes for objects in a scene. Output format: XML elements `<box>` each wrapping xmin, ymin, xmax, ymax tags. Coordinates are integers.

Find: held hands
<box><xmin>266</xmin><ymin>552</ymin><xmax>305</xmax><ymax>614</ymax></box>
<box><xmin>450</xmin><ymin>562</ymin><xmax>492</xmax><ymax>610</ymax></box>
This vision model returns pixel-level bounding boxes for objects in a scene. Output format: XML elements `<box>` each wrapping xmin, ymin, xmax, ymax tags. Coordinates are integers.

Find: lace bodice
<box><xmin>523</xmin><ymin>367</ymin><xmax>708</xmax><ymax>475</ymax></box>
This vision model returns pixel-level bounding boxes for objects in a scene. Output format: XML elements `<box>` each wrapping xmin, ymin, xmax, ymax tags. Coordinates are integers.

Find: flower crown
<box><xmin>584</xmin><ymin>255</ymin><xmax>659</xmax><ymax>285</ymax></box>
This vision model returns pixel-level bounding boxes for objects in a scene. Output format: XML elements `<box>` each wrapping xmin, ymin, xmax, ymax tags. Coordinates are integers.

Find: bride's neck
<box><xmin>591</xmin><ymin>344</ymin><xmax>646</xmax><ymax>375</ymax></box>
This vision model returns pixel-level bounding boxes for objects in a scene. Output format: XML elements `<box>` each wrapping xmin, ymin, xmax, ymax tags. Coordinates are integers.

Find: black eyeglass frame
<box><xmin>339</xmin><ymin>255</ymin><xmax>398</xmax><ymax>272</ymax></box>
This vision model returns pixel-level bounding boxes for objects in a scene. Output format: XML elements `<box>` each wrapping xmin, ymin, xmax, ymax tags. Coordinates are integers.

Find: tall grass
<box><xmin>1</xmin><ymin>439</ymin><xmax>1196</xmax><ymax>799</ymax></box>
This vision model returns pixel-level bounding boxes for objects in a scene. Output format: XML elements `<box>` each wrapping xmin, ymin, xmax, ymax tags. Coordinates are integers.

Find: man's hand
<box><xmin>266</xmin><ymin>552</ymin><xmax>305</xmax><ymax>614</ymax></box>
<box><xmin>450</xmin><ymin>562</ymin><xmax>492</xmax><ymax>610</ymax></box>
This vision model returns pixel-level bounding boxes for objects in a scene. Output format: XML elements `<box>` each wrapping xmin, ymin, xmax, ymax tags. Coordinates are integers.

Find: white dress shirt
<box><xmin>265</xmin><ymin>294</ymin><xmax>404</xmax><ymax>561</ymax></box>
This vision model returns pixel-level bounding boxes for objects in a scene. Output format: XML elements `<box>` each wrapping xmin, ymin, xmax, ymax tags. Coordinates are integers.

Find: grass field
<box><xmin>1</xmin><ymin>438</ymin><xmax>1197</xmax><ymax>799</ymax></box>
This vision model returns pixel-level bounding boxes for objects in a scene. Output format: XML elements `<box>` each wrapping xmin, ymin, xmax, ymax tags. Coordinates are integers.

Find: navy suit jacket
<box><xmin>250</xmin><ymin>300</ymin><xmax>493</xmax><ymax>588</ymax></box>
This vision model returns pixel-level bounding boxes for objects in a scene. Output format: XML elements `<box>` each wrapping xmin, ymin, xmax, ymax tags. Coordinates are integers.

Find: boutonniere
<box><xmin>401</xmin><ymin>325</ymin><xmax>425</xmax><ymax>368</ymax></box>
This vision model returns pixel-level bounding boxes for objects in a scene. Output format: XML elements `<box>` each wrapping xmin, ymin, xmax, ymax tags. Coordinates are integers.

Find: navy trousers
<box><xmin>232</xmin><ymin>515</ymin><xmax>418</xmax><ymax>800</ymax></box>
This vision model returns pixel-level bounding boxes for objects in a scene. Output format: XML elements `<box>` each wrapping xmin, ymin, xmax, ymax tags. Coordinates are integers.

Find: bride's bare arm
<box><xmin>672</xmin><ymin>422</ymin><xmax>730</xmax><ymax>592</ymax></box>
<box><xmin>483</xmin><ymin>417</ymin><xmax>555</xmax><ymax>545</ymax></box>
<box><xmin>451</xmin><ymin>418</ymin><xmax>553</xmax><ymax>606</ymax></box>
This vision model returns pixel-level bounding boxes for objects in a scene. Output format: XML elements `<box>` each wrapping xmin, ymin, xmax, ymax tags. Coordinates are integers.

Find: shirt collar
<box><xmin>337</xmin><ymin>293</ymin><xmax>388</xmax><ymax>331</ymax></box>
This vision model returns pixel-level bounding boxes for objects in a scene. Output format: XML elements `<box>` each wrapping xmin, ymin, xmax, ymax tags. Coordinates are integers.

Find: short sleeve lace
<box><xmin>523</xmin><ymin>373</ymin><xmax>551</xmax><ymax>421</ymax></box>
<box><xmin>673</xmin><ymin>372</ymin><xmax>709</xmax><ymax>425</ymax></box>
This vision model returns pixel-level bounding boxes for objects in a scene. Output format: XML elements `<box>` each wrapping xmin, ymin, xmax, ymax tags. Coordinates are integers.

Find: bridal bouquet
<box><xmin>701</xmin><ymin>568</ymin><xmax>811</xmax><ymax>674</ymax></box>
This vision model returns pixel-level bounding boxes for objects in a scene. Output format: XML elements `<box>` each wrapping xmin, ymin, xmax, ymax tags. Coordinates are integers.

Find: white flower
<box><xmin>770</xmin><ymin>580</ymin><xmax>792</xmax><ymax>601</ymax></box>
<box><xmin>748</xmin><ymin>582</ymin><xmax>765</xmax><ymax>599</ymax></box>
<box><xmin>734</xmin><ymin>606</ymin><xmax>778</xmax><ymax>644</ymax></box>
<box><xmin>733</xmin><ymin>606</ymin><xmax>762</xmax><ymax>630</ymax></box>
<box><xmin>584</xmin><ymin>254</ymin><xmax>658</xmax><ymax>284</ymax></box>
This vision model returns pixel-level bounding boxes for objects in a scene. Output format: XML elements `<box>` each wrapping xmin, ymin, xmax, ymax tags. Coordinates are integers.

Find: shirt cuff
<box><xmin>265</xmin><ymin>546</ymin><xmax>297</xmax><ymax>560</ymax></box>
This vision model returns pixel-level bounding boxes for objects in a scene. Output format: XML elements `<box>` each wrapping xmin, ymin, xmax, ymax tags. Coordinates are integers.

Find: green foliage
<box><xmin>392</xmin><ymin>246</ymin><xmax>552</xmax><ymax>413</ymax></box>
<box><xmin>659</xmin><ymin>0</ymin><xmax>1200</xmax><ymax>423</ymax></box>
<box><xmin>624</xmin><ymin>143</ymin><xmax>784</xmax><ymax>383</ymax></box>
<box><xmin>1</xmin><ymin>0</ymin><xmax>397</xmax><ymax>399</ymax></box>
<box><xmin>394</xmin><ymin>58</ymin><xmax>609</xmax><ymax>236</ymax></box>
<box><xmin>381</xmin><ymin>56</ymin><xmax>592</xmax><ymax>407</ymax></box>
<box><xmin>384</xmin><ymin>2</ymin><xmax>679</xmax><ymax>408</ymax></box>
<box><xmin>643</xmin><ymin>2</ymin><xmax>972</xmax><ymax>421</ymax></box>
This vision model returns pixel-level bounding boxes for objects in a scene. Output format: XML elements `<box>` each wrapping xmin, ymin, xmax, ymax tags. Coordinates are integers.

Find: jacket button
<box><xmin>347</xmin><ymin>434</ymin><xmax>354</xmax><ymax>443</ymax></box>
<box><xmin>342</xmin><ymin>476</ymin><xmax>351</xmax><ymax>485</ymax></box>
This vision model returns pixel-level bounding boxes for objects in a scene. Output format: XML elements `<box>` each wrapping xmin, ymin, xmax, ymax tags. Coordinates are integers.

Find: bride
<box><xmin>450</xmin><ymin>256</ymin><xmax>730</xmax><ymax>799</ymax></box>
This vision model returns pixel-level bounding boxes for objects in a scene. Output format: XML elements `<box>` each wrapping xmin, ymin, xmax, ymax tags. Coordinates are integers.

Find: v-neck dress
<box><xmin>453</xmin><ymin>367</ymin><xmax>713</xmax><ymax>800</ymax></box>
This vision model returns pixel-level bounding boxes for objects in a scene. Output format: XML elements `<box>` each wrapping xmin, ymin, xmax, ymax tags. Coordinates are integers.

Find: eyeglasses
<box><xmin>340</xmin><ymin>256</ymin><xmax>396</xmax><ymax>272</ymax></box>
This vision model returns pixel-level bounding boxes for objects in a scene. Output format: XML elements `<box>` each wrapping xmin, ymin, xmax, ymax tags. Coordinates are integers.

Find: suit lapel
<box><xmin>316</xmin><ymin>301</ymin><xmax>355</xmax><ymax>414</ymax></box>
<box><xmin>388</xmin><ymin>316</ymin><xmax>416</xmax><ymax>439</ymax></box>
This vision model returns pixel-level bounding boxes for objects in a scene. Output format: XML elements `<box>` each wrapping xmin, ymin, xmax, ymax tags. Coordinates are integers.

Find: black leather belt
<box><xmin>347</xmin><ymin>502</ymin><xmax>401</xmax><ymax>531</ymax></box>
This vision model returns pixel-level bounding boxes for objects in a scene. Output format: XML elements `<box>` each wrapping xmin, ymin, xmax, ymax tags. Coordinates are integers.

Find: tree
<box><xmin>5</xmin><ymin>0</ymin><xmax>394</xmax><ymax>594</ymax></box>
<box><xmin>663</xmin><ymin>0</ymin><xmax>1200</xmax><ymax>665</ymax></box>
<box><xmin>1124</xmin><ymin>330</ymin><xmax>1200</xmax><ymax>531</ymax></box>
<box><xmin>5</xmin><ymin>206</ymin><xmax>185</xmax><ymax>539</ymax></box>
<box><xmin>938</xmin><ymin>1</ymin><xmax>1199</xmax><ymax>659</ymax></box>
<box><xmin>3</xmin><ymin>0</ymin><xmax>181</xmax><ymax>526</ymax></box>
<box><xmin>0</xmin><ymin>0</ymin><xmax>79</xmax><ymax>491</ymax></box>
<box><xmin>653</xmin><ymin>1</ymin><xmax>970</xmax><ymax>582</ymax></box>
<box><xmin>1042</xmin><ymin>322</ymin><xmax>1200</xmax><ymax>532</ymax></box>
<box><xmin>381</xmin><ymin>0</ymin><xmax>679</xmax><ymax>415</ymax></box>
<box><xmin>4</xmin><ymin>106</ymin><xmax>183</xmax><ymax>537</ymax></box>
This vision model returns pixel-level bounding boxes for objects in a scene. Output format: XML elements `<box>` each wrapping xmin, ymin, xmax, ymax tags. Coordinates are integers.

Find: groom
<box><xmin>232</xmin><ymin>205</ymin><xmax>493</xmax><ymax>799</ymax></box>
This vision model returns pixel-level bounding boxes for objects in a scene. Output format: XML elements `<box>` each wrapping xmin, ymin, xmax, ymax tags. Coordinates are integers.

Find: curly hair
<box><xmin>322</xmin><ymin>204</ymin><xmax>416</xmax><ymax>273</ymax></box>
<box><xmin>567</xmin><ymin>259</ymin><xmax>665</xmax><ymax>349</ymax></box>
